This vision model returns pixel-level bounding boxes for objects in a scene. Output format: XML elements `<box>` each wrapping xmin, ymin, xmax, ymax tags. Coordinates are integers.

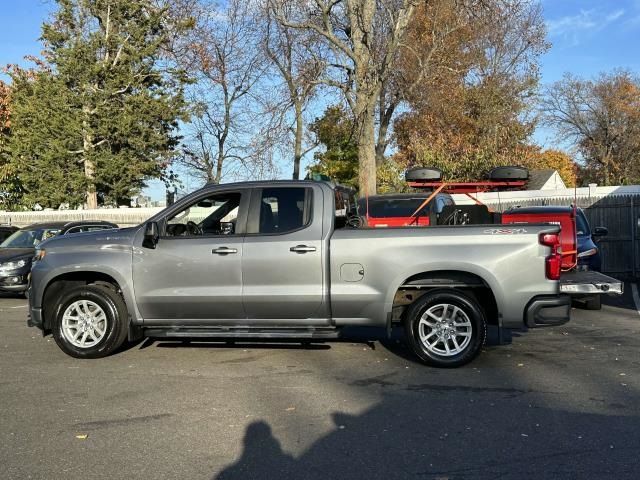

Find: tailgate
<box><xmin>560</xmin><ymin>270</ymin><xmax>623</xmax><ymax>295</ymax></box>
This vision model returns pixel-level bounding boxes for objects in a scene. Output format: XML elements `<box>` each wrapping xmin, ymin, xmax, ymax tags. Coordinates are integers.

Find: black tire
<box><xmin>52</xmin><ymin>284</ymin><xmax>129</xmax><ymax>359</ymax></box>
<box><xmin>584</xmin><ymin>295</ymin><xmax>602</xmax><ymax>310</ymax></box>
<box><xmin>405</xmin><ymin>167</ymin><xmax>443</xmax><ymax>182</ymax></box>
<box><xmin>404</xmin><ymin>289</ymin><xmax>486</xmax><ymax>367</ymax></box>
<box><xmin>488</xmin><ymin>165</ymin><xmax>529</xmax><ymax>181</ymax></box>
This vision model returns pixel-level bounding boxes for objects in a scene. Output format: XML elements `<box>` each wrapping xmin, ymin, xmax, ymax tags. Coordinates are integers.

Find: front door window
<box><xmin>166</xmin><ymin>192</ymin><xmax>242</xmax><ymax>237</ymax></box>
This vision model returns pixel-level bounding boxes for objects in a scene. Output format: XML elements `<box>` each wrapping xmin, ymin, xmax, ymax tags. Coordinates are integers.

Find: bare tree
<box><xmin>261</xmin><ymin>2</ymin><xmax>325</xmax><ymax>179</ymax></box>
<box><xmin>180</xmin><ymin>108</ymin><xmax>216</xmax><ymax>182</ymax></box>
<box><xmin>542</xmin><ymin>71</ymin><xmax>640</xmax><ymax>186</ymax></box>
<box><xmin>171</xmin><ymin>0</ymin><xmax>274</xmax><ymax>184</ymax></box>
<box><xmin>271</xmin><ymin>0</ymin><xmax>418</xmax><ymax>195</ymax></box>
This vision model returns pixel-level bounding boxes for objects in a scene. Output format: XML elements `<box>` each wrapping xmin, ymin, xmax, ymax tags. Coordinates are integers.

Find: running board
<box><xmin>143</xmin><ymin>327</ymin><xmax>341</xmax><ymax>340</ymax></box>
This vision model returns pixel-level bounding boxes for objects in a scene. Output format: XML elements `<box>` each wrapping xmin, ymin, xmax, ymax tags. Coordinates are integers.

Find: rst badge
<box><xmin>483</xmin><ymin>228</ymin><xmax>528</xmax><ymax>235</ymax></box>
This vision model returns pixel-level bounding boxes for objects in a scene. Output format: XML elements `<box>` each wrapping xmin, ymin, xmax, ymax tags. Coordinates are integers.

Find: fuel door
<box><xmin>340</xmin><ymin>263</ymin><xmax>364</xmax><ymax>282</ymax></box>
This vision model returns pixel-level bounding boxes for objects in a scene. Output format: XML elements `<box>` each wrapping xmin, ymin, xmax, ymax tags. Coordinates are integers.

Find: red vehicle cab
<box><xmin>357</xmin><ymin>193</ymin><xmax>454</xmax><ymax>227</ymax></box>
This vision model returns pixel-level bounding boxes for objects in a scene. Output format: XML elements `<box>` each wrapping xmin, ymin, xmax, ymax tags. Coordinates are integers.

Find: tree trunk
<box><xmin>214</xmin><ymin>89</ymin><xmax>231</xmax><ymax>185</ymax></box>
<box><xmin>348</xmin><ymin>0</ymin><xmax>378</xmax><ymax>196</ymax></box>
<box><xmin>82</xmin><ymin>112</ymin><xmax>98</xmax><ymax>209</ymax></box>
<box><xmin>204</xmin><ymin>152</ymin><xmax>215</xmax><ymax>183</ymax></box>
<box><xmin>215</xmin><ymin>140</ymin><xmax>224</xmax><ymax>184</ymax></box>
<box><xmin>356</xmin><ymin>97</ymin><xmax>378</xmax><ymax>196</ymax></box>
<box><xmin>376</xmin><ymin>91</ymin><xmax>396</xmax><ymax>166</ymax></box>
<box><xmin>292</xmin><ymin>101</ymin><xmax>303</xmax><ymax>179</ymax></box>
<box><xmin>84</xmin><ymin>158</ymin><xmax>98</xmax><ymax>209</ymax></box>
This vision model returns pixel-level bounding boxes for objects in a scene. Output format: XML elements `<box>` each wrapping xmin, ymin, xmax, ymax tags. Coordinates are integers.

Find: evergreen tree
<box><xmin>8</xmin><ymin>0</ymin><xmax>187</xmax><ymax>208</ymax></box>
<box><xmin>8</xmin><ymin>68</ymin><xmax>85</xmax><ymax>207</ymax></box>
<box><xmin>307</xmin><ymin>106</ymin><xmax>359</xmax><ymax>189</ymax></box>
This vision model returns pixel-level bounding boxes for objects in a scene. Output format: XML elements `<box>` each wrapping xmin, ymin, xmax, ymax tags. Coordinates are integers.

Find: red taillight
<box><xmin>545</xmin><ymin>255</ymin><xmax>562</xmax><ymax>280</ymax></box>
<box><xmin>540</xmin><ymin>233</ymin><xmax>560</xmax><ymax>248</ymax></box>
<box><xmin>540</xmin><ymin>233</ymin><xmax>561</xmax><ymax>280</ymax></box>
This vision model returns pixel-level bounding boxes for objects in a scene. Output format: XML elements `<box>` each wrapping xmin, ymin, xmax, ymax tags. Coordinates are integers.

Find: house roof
<box><xmin>527</xmin><ymin>169</ymin><xmax>558</xmax><ymax>190</ymax></box>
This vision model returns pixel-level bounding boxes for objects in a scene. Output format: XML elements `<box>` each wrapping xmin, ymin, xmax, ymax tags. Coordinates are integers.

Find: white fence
<box><xmin>0</xmin><ymin>207</ymin><xmax>163</xmax><ymax>228</ymax></box>
<box><xmin>451</xmin><ymin>184</ymin><xmax>640</xmax><ymax>209</ymax></box>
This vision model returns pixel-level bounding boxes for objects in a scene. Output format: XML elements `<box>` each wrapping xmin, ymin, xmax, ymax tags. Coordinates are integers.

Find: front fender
<box><xmin>30</xmin><ymin>247</ymin><xmax>139</xmax><ymax>325</ymax></box>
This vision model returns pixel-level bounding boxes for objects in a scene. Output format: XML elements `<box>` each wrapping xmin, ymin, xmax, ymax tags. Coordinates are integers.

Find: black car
<box><xmin>0</xmin><ymin>225</ymin><xmax>19</xmax><ymax>243</ymax></box>
<box><xmin>0</xmin><ymin>221</ymin><xmax>118</xmax><ymax>295</ymax></box>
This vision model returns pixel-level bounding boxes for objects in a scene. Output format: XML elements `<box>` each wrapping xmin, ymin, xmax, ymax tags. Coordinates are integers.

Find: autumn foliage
<box><xmin>389</xmin><ymin>0</ymin><xmax>563</xmax><ymax>187</ymax></box>
<box><xmin>543</xmin><ymin>71</ymin><xmax>640</xmax><ymax>185</ymax></box>
<box><xmin>0</xmin><ymin>81</ymin><xmax>9</xmax><ymax>133</ymax></box>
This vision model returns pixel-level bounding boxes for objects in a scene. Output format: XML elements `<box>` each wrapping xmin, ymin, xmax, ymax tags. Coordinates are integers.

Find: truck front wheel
<box><xmin>404</xmin><ymin>289</ymin><xmax>486</xmax><ymax>367</ymax></box>
<box><xmin>52</xmin><ymin>284</ymin><xmax>129</xmax><ymax>359</ymax></box>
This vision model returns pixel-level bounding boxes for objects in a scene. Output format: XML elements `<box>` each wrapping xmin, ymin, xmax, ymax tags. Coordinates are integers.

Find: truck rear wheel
<box><xmin>52</xmin><ymin>284</ymin><xmax>129</xmax><ymax>359</ymax></box>
<box><xmin>404</xmin><ymin>289</ymin><xmax>486</xmax><ymax>367</ymax></box>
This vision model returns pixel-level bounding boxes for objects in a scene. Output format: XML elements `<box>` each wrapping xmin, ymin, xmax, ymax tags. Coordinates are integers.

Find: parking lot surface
<box><xmin>1</xmin><ymin>289</ymin><xmax>640</xmax><ymax>480</ymax></box>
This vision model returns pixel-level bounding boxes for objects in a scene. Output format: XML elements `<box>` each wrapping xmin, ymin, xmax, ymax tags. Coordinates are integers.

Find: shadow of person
<box><xmin>216</xmin><ymin>421</ymin><xmax>296</xmax><ymax>480</ymax></box>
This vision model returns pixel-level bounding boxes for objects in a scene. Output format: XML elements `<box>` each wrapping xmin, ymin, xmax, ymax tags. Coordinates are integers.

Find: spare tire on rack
<box><xmin>488</xmin><ymin>166</ymin><xmax>529</xmax><ymax>181</ymax></box>
<box><xmin>405</xmin><ymin>167</ymin><xmax>443</xmax><ymax>182</ymax></box>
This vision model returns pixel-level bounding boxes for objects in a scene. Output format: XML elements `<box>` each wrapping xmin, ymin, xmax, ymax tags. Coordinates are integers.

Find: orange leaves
<box><xmin>0</xmin><ymin>81</ymin><xmax>10</xmax><ymax>132</ymax></box>
<box><xmin>520</xmin><ymin>148</ymin><xmax>577</xmax><ymax>188</ymax></box>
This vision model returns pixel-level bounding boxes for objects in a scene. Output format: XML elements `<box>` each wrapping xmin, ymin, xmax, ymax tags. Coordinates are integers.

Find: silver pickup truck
<box><xmin>28</xmin><ymin>180</ymin><xmax>574</xmax><ymax>367</ymax></box>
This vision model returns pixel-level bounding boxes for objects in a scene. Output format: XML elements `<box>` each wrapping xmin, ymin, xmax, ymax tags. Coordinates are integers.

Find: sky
<box><xmin>0</xmin><ymin>0</ymin><xmax>639</xmax><ymax>199</ymax></box>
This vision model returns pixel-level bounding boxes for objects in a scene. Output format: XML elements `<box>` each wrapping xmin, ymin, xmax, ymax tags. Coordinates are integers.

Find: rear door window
<box><xmin>255</xmin><ymin>187</ymin><xmax>312</xmax><ymax>234</ymax></box>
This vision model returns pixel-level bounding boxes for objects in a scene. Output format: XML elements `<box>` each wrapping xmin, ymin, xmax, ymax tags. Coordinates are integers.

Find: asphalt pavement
<box><xmin>1</xmin><ymin>288</ymin><xmax>640</xmax><ymax>480</ymax></box>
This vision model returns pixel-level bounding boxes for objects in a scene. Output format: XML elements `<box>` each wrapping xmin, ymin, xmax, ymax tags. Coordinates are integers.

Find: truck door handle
<box><xmin>212</xmin><ymin>247</ymin><xmax>238</xmax><ymax>255</ymax></box>
<box><xmin>290</xmin><ymin>245</ymin><xmax>316</xmax><ymax>253</ymax></box>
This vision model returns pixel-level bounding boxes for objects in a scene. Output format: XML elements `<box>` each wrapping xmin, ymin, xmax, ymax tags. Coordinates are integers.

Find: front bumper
<box><xmin>525</xmin><ymin>295</ymin><xmax>571</xmax><ymax>328</ymax></box>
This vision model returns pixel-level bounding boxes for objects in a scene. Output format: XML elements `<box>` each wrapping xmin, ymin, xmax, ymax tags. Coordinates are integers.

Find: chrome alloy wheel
<box><xmin>418</xmin><ymin>303</ymin><xmax>472</xmax><ymax>356</ymax></box>
<box><xmin>61</xmin><ymin>300</ymin><xmax>108</xmax><ymax>349</ymax></box>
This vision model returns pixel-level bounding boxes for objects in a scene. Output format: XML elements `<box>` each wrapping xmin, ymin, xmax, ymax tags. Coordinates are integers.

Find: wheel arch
<box><xmin>388</xmin><ymin>268</ymin><xmax>501</xmax><ymax>327</ymax></box>
<box><xmin>41</xmin><ymin>270</ymin><xmax>131</xmax><ymax>331</ymax></box>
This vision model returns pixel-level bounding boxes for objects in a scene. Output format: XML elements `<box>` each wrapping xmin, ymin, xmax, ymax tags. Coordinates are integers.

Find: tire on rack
<box><xmin>488</xmin><ymin>166</ymin><xmax>529</xmax><ymax>181</ymax></box>
<box><xmin>405</xmin><ymin>167</ymin><xmax>443</xmax><ymax>182</ymax></box>
<box><xmin>404</xmin><ymin>288</ymin><xmax>486</xmax><ymax>367</ymax></box>
<box><xmin>52</xmin><ymin>284</ymin><xmax>129</xmax><ymax>359</ymax></box>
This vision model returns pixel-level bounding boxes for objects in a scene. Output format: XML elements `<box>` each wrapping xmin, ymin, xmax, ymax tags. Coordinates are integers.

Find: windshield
<box><xmin>0</xmin><ymin>228</ymin><xmax>61</xmax><ymax>248</ymax></box>
<box><xmin>576</xmin><ymin>211</ymin><xmax>591</xmax><ymax>236</ymax></box>
<box><xmin>359</xmin><ymin>197</ymin><xmax>430</xmax><ymax>218</ymax></box>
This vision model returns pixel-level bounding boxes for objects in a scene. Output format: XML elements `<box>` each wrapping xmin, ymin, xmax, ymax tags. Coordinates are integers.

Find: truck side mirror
<box><xmin>592</xmin><ymin>226</ymin><xmax>608</xmax><ymax>237</ymax></box>
<box><xmin>143</xmin><ymin>221</ymin><xmax>160</xmax><ymax>249</ymax></box>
